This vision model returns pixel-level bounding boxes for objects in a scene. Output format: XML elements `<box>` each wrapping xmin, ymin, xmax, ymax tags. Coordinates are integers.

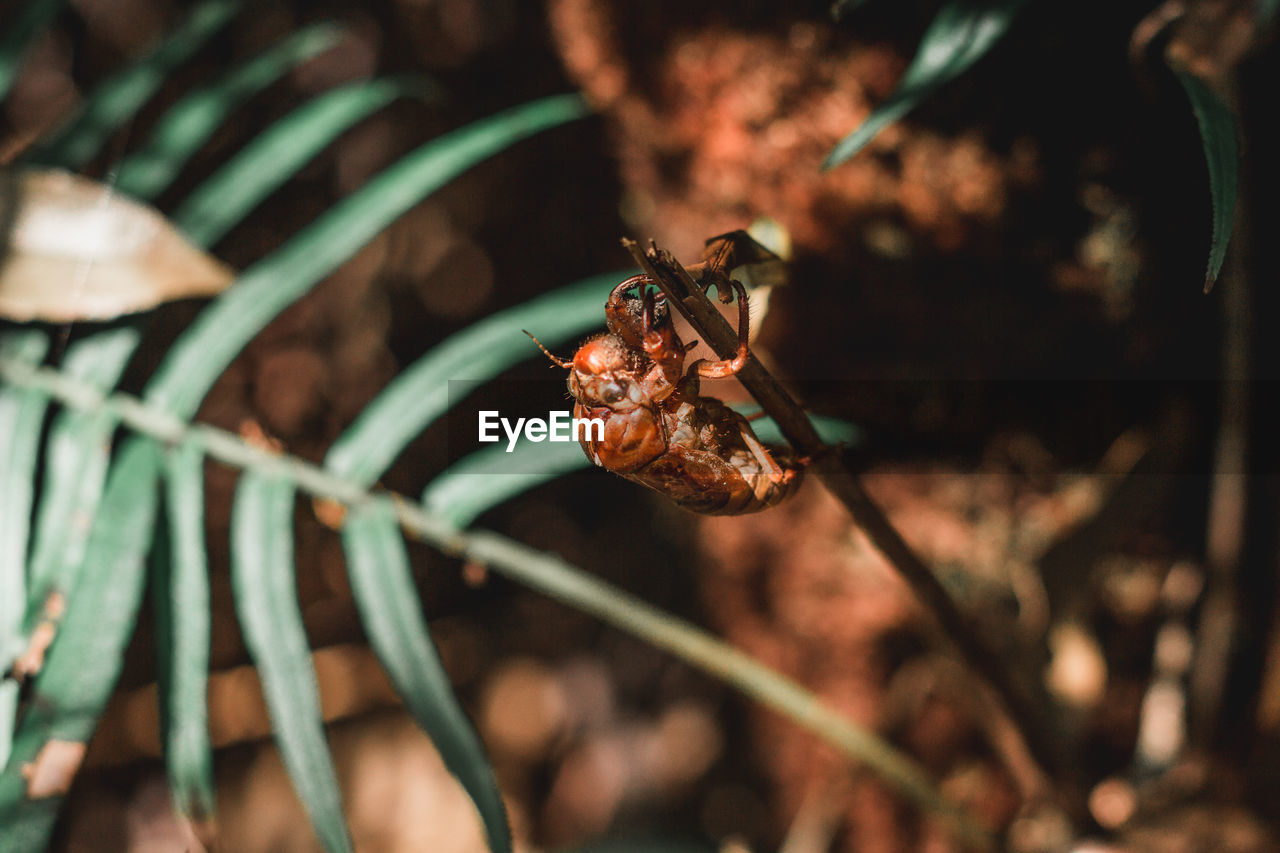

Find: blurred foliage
<box><xmin>827</xmin><ymin>0</ymin><xmax>1242</xmax><ymax>290</ymax></box>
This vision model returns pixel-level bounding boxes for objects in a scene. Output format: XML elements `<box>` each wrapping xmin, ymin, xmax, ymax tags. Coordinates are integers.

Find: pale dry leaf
<box><xmin>0</xmin><ymin>168</ymin><xmax>235</xmax><ymax>322</ymax></box>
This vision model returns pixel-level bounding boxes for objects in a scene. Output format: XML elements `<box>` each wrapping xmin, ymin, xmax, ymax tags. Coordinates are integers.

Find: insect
<box><xmin>528</xmin><ymin>232</ymin><xmax>804</xmax><ymax>515</ymax></box>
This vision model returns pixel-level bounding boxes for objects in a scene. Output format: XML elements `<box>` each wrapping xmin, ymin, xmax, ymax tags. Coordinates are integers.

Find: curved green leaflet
<box><xmin>173</xmin><ymin>75</ymin><xmax>437</xmax><ymax>247</ymax></box>
<box><xmin>823</xmin><ymin>0</ymin><xmax>1024</xmax><ymax>170</ymax></box>
<box><xmin>0</xmin><ymin>438</ymin><xmax>161</xmax><ymax>853</ymax></box>
<box><xmin>421</xmin><ymin>413</ymin><xmax>860</xmax><ymax>529</ymax></box>
<box><xmin>113</xmin><ymin>21</ymin><xmax>344</xmax><ymax>201</ymax></box>
<box><xmin>26</xmin><ymin>0</ymin><xmax>242</xmax><ymax>169</ymax></box>
<box><xmin>0</xmin><ymin>330</ymin><xmax>50</xmax><ymax>771</ymax></box>
<box><xmin>0</xmin><ymin>0</ymin><xmax>65</xmax><ymax>99</ymax></box>
<box><xmin>152</xmin><ymin>442</ymin><xmax>215</xmax><ymax>818</ymax></box>
<box><xmin>341</xmin><ymin>503</ymin><xmax>511</xmax><ymax>852</ymax></box>
<box><xmin>21</xmin><ymin>326</ymin><xmax>140</xmax><ymax>628</ymax></box>
<box><xmin>423</xmin><ymin>439</ymin><xmax>589</xmax><ymax>528</ymax></box>
<box><xmin>146</xmin><ymin>91</ymin><xmax>591</xmax><ymax>418</ymax></box>
<box><xmin>231</xmin><ymin>473</ymin><xmax>352</xmax><ymax>853</ymax></box>
<box><xmin>1173</xmin><ymin>68</ymin><xmax>1240</xmax><ymax>292</ymax></box>
<box><xmin>326</xmin><ymin>269</ymin><xmax>623</xmax><ymax>486</ymax></box>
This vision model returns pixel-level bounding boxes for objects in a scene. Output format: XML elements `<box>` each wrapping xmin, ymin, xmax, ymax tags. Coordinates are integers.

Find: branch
<box><xmin>0</xmin><ymin>353</ymin><xmax>994</xmax><ymax>851</ymax></box>
<box><xmin>625</xmin><ymin>237</ymin><xmax>1072</xmax><ymax>807</ymax></box>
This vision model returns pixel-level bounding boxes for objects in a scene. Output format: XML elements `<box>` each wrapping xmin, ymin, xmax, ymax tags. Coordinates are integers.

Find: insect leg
<box><xmin>738</xmin><ymin>424</ymin><xmax>788</xmax><ymax>486</ymax></box>
<box><xmin>695</xmin><ymin>280</ymin><xmax>749</xmax><ymax>378</ymax></box>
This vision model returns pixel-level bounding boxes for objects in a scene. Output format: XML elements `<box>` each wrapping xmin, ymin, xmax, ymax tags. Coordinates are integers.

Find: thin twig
<box><xmin>0</xmin><ymin>353</ymin><xmax>994</xmax><ymax>851</ymax></box>
<box><xmin>625</xmin><ymin>237</ymin><xmax>1070</xmax><ymax>806</ymax></box>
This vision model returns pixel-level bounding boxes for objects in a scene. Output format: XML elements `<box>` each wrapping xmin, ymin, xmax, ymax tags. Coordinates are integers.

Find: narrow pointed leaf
<box><xmin>423</xmin><ymin>440</ymin><xmax>589</xmax><ymax>528</ymax></box>
<box><xmin>0</xmin><ymin>329</ymin><xmax>50</xmax><ymax>770</ymax></box>
<box><xmin>152</xmin><ymin>441</ymin><xmax>214</xmax><ymax>818</ymax></box>
<box><xmin>230</xmin><ymin>473</ymin><xmax>351</xmax><ymax>853</ymax></box>
<box><xmin>326</xmin><ymin>270</ymin><xmax>621</xmax><ymax>485</ymax></box>
<box><xmin>24</xmin><ymin>326</ymin><xmax>140</xmax><ymax>610</ymax></box>
<box><xmin>1173</xmin><ymin>68</ymin><xmax>1240</xmax><ymax>291</ymax></box>
<box><xmin>173</xmin><ymin>75</ymin><xmax>435</xmax><ymax>247</ymax></box>
<box><xmin>148</xmin><ymin>92</ymin><xmax>590</xmax><ymax>419</ymax></box>
<box><xmin>0</xmin><ymin>0</ymin><xmax>65</xmax><ymax>99</ymax></box>
<box><xmin>341</xmin><ymin>502</ymin><xmax>510</xmax><ymax>852</ymax></box>
<box><xmin>823</xmin><ymin>0</ymin><xmax>1024</xmax><ymax>170</ymax></box>
<box><xmin>27</xmin><ymin>0</ymin><xmax>242</xmax><ymax>169</ymax></box>
<box><xmin>112</xmin><ymin>22</ymin><xmax>344</xmax><ymax>201</ymax></box>
<box><xmin>0</xmin><ymin>438</ymin><xmax>161</xmax><ymax>851</ymax></box>
<box><xmin>421</xmin><ymin>413</ymin><xmax>859</xmax><ymax>528</ymax></box>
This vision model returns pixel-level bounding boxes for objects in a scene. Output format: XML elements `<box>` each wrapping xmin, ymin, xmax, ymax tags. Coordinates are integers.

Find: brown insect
<box><xmin>528</xmin><ymin>232</ymin><xmax>804</xmax><ymax>515</ymax></box>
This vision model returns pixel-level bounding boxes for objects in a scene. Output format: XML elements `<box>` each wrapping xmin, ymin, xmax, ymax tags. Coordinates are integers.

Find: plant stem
<box><xmin>0</xmin><ymin>353</ymin><xmax>994</xmax><ymax>851</ymax></box>
<box><xmin>625</xmin><ymin>237</ymin><xmax>1069</xmax><ymax>805</ymax></box>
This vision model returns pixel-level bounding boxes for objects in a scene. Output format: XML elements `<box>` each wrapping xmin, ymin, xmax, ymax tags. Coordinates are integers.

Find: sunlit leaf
<box><xmin>823</xmin><ymin>0</ymin><xmax>1024</xmax><ymax>170</ymax></box>
<box><xmin>341</xmin><ymin>502</ymin><xmax>511</xmax><ymax>852</ymax></box>
<box><xmin>147</xmin><ymin>92</ymin><xmax>590</xmax><ymax>419</ymax></box>
<box><xmin>423</xmin><ymin>440</ymin><xmax>587</xmax><ymax>529</ymax></box>
<box><xmin>0</xmin><ymin>0</ymin><xmax>65</xmax><ymax>100</ymax></box>
<box><xmin>26</xmin><ymin>0</ymin><xmax>242</xmax><ymax>169</ymax></box>
<box><xmin>113</xmin><ymin>22</ymin><xmax>344</xmax><ymax>201</ymax></box>
<box><xmin>326</xmin><ymin>270</ymin><xmax>621</xmax><ymax>486</ymax></box>
<box><xmin>152</xmin><ymin>441</ymin><xmax>215</xmax><ymax>818</ymax></box>
<box><xmin>23</xmin><ymin>326</ymin><xmax>140</xmax><ymax>601</ymax></box>
<box><xmin>173</xmin><ymin>75</ymin><xmax>436</xmax><ymax>248</ymax></box>
<box><xmin>0</xmin><ymin>438</ymin><xmax>161</xmax><ymax>850</ymax></box>
<box><xmin>0</xmin><ymin>329</ymin><xmax>50</xmax><ymax>771</ymax></box>
<box><xmin>231</xmin><ymin>473</ymin><xmax>352</xmax><ymax>853</ymax></box>
<box><xmin>1172</xmin><ymin>68</ymin><xmax>1240</xmax><ymax>291</ymax></box>
<box><xmin>0</xmin><ymin>170</ymin><xmax>234</xmax><ymax>322</ymax></box>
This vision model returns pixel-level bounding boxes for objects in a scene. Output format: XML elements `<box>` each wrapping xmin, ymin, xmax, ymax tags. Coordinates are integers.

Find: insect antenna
<box><xmin>523</xmin><ymin>330</ymin><xmax>573</xmax><ymax>368</ymax></box>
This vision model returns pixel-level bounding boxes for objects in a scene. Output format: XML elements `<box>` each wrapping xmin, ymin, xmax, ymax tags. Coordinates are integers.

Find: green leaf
<box><xmin>0</xmin><ymin>329</ymin><xmax>50</xmax><ymax>771</ymax></box>
<box><xmin>0</xmin><ymin>438</ymin><xmax>161</xmax><ymax>852</ymax></box>
<box><xmin>1172</xmin><ymin>68</ymin><xmax>1240</xmax><ymax>292</ymax></box>
<box><xmin>173</xmin><ymin>75</ymin><xmax>436</xmax><ymax>247</ymax></box>
<box><xmin>26</xmin><ymin>0</ymin><xmax>242</xmax><ymax>169</ymax></box>
<box><xmin>326</xmin><ymin>269</ymin><xmax>621</xmax><ymax>486</ymax></box>
<box><xmin>147</xmin><ymin>92</ymin><xmax>591</xmax><ymax>419</ymax></box>
<box><xmin>152</xmin><ymin>441</ymin><xmax>215</xmax><ymax>818</ymax></box>
<box><xmin>113</xmin><ymin>22</ymin><xmax>344</xmax><ymax>201</ymax></box>
<box><xmin>341</xmin><ymin>502</ymin><xmax>510</xmax><ymax>852</ymax></box>
<box><xmin>0</xmin><ymin>0</ymin><xmax>65</xmax><ymax>100</ymax></box>
<box><xmin>422</xmin><ymin>439</ymin><xmax>589</xmax><ymax>528</ymax></box>
<box><xmin>741</xmin><ymin>412</ymin><xmax>861</xmax><ymax>448</ymax></box>
<box><xmin>420</xmin><ymin>413</ymin><xmax>859</xmax><ymax>528</ymax></box>
<box><xmin>823</xmin><ymin>0</ymin><xmax>1024</xmax><ymax>170</ymax></box>
<box><xmin>23</xmin><ymin>326</ymin><xmax>140</xmax><ymax>612</ymax></box>
<box><xmin>230</xmin><ymin>473</ymin><xmax>351</xmax><ymax>853</ymax></box>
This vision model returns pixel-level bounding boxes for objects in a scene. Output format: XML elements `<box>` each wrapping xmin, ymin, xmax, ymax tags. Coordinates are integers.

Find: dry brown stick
<box><xmin>625</xmin><ymin>237</ymin><xmax>1071</xmax><ymax>805</ymax></box>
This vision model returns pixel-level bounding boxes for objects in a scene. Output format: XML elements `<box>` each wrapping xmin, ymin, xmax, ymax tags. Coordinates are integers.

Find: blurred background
<box><xmin>5</xmin><ymin>0</ymin><xmax>1280</xmax><ymax>850</ymax></box>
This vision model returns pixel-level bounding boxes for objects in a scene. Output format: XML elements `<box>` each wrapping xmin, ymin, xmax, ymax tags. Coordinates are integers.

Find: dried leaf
<box><xmin>0</xmin><ymin>169</ymin><xmax>234</xmax><ymax>322</ymax></box>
